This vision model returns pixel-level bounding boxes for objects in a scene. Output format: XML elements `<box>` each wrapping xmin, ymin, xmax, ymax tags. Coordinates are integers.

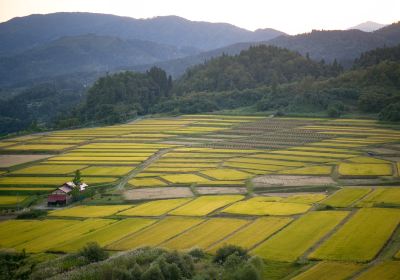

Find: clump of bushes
<box><xmin>16</xmin><ymin>209</ymin><xmax>47</xmax><ymax>219</ymax></box>
<box><xmin>30</xmin><ymin>245</ymin><xmax>263</xmax><ymax>280</ymax></box>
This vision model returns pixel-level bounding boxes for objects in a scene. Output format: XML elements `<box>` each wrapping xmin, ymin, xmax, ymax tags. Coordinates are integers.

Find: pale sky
<box><xmin>0</xmin><ymin>0</ymin><xmax>399</xmax><ymax>34</ymax></box>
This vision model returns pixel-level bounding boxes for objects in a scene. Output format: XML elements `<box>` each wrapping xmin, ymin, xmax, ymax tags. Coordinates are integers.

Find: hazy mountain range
<box><xmin>348</xmin><ymin>21</ymin><xmax>387</xmax><ymax>32</ymax></box>
<box><xmin>0</xmin><ymin>12</ymin><xmax>399</xmax><ymax>88</ymax></box>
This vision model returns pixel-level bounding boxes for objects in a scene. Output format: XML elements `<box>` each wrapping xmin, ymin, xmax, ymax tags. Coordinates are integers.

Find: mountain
<box><xmin>348</xmin><ymin>21</ymin><xmax>387</xmax><ymax>32</ymax></box>
<box><xmin>267</xmin><ymin>22</ymin><xmax>400</xmax><ymax>67</ymax></box>
<box><xmin>127</xmin><ymin>41</ymin><xmax>267</xmax><ymax>78</ymax></box>
<box><xmin>0</xmin><ymin>12</ymin><xmax>285</xmax><ymax>56</ymax></box>
<box><xmin>0</xmin><ymin>34</ymin><xmax>195</xmax><ymax>86</ymax></box>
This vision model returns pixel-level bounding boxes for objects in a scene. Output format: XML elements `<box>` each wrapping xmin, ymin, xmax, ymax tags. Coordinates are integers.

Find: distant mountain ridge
<box><xmin>0</xmin><ymin>34</ymin><xmax>196</xmax><ymax>86</ymax></box>
<box><xmin>348</xmin><ymin>21</ymin><xmax>387</xmax><ymax>32</ymax></box>
<box><xmin>0</xmin><ymin>12</ymin><xmax>285</xmax><ymax>56</ymax></box>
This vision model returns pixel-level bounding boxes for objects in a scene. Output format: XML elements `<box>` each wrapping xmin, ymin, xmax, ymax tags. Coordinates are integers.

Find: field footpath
<box><xmin>116</xmin><ymin>147</ymin><xmax>175</xmax><ymax>191</ymax></box>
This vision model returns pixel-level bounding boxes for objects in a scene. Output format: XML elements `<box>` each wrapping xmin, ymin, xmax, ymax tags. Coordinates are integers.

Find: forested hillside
<box><xmin>173</xmin><ymin>45</ymin><xmax>342</xmax><ymax>93</ymax></box>
<box><xmin>2</xmin><ymin>43</ymin><xmax>400</xmax><ymax>135</ymax></box>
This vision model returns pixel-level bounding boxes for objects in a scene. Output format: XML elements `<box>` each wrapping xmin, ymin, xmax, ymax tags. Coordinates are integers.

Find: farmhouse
<box><xmin>47</xmin><ymin>182</ymin><xmax>88</xmax><ymax>206</ymax></box>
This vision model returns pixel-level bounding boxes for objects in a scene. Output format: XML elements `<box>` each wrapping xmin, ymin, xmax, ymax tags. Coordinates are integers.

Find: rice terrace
<box><xmin>0</xmin><ymin>114</ymin><xmax>400</xmax><ymax>279</ymax></box>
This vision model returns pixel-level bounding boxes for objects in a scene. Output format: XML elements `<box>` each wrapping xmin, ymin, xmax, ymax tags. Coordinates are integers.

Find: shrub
<box><xmin>78</xmin><ymin>242</ymin><xmax>108</xmax><ymax>263</ymax></box>
<box><xmin>141</xmin><ymin>263</ymin><xmax>165</xmax><ymax>280</ymax></box>
<box><xmin>16</xmin><ymin>209</ymin><xmax>47</xmax><ymax>219</ymax></box>
<box><xmin>213</xmin><ymin>245</ymin><xmax>249</xmax><ymax>265</ymax></box>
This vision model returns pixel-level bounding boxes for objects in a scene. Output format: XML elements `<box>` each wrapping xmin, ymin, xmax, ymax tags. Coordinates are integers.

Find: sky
<box><xmin>0</xmin><ymin>0</ymin><xmax>399</xmax><ymax>34</ymax></box>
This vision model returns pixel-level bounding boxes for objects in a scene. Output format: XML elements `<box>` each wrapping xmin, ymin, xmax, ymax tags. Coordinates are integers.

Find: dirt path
<box><xmin>116</xmin><ymin>148</ymin><xmax>173</xmax><ymax>191</ymax></box>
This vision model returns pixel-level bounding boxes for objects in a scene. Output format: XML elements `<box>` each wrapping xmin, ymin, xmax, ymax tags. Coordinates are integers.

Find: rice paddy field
<box><xmin>0</xmin><ymin>114</ymin><xmax>400</xmax><ymax>279</ymax></box>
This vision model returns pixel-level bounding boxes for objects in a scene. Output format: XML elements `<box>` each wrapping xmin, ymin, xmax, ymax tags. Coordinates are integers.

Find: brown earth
<box><xmin>123</xmin><ymin>187</ymin><xmax>194</xmax><ymax>200</ymax></box>
<box><xmin>0</xmin><ymin>154</ymin><xmax>52</xmax><ymax>168</ymax></box>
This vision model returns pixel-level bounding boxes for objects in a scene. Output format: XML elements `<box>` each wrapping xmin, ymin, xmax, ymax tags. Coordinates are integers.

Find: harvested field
<box><xmin>196</xmin><ymin>187</ymin><xmax>247</xmax><ymax>195</ymax></box>
<box><xmin>123</xmin><ymin>187</ymin><xmax>194</xmax><ymax>200</ymax></box>
<box><xmin>0</xmin><ymin>154</ymin><xmax>51</xmax><ymax>168</ymax></box>
<box><xmin>252</xmin><ymin>175</ymin><xmax>336</xmax><ymax>188</ymax></box>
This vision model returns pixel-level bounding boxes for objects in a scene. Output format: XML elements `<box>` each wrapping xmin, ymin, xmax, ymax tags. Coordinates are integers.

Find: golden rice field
<box><xmin>321</xmin><ymin>188</ymin><xmax>372</xmax><ymax>208</ymax></box>
<box><xmin>12</xmin><ymin>164</ymin><xmax>88</xmax><ymax>175</ymax></box>
<box><xmin>291</xmin><ymin>262</ymin><xmax>364</xmax><ymax>280</ymax></box>
<box><xmin>0</xmin><ymin>195</ymin><xmax>28</xmax><ymax>205</ymax></box>
<box><xmin>169</xmin><ymin>195</ymin><xmax>244</xmax><ymax>216</ymax></box>
<box><xmin>49</xmin><ymin>205</ymin><xmax>133</xmax><ymax>218</ymax></box>
<box><xmin>107</xmin><ymin>217</ymin><xmax>204</xmax><ymax>250</ymax></box>
<box><xmin>80</xmin><ymin>166</ymin><xmax>134</xmax><ymax>176</ymax></box>
<box><xmin>222</xmin><ymin>199</ymin><xmax>311</xmax><ymax>216</ymax></box>
<box><xmin>53</xmin><ymin>218</ymin><xmax>156</xmax><ymax>252</ymax></box>
<box><xmin>1</xmin><ymin>115</ymin><xmax>400</xmax><ymax>279</ymax></box>
<box><xmin>356</xmin><ymin>187</ymin><xmax>400</xmax><ymax>207</ymax></box>
<box><xmin>199</xmin><ymin>168</ymin><xmax>252</xmax><ymax>180</ymax></box>
<box><xmin>0</xmin><ymin>219</ymin><xmax>79</xmax><ymax>248</ymax></box>
<box><xmin>338</xmin><ymin>163</ymin><xmax>393</xmax><ymax>176</ymax></box>
<box><xmin>128</xmin><ymin>177</ymin><xmax>168</xmax><ymax>187</ymax></box>
<box><xmin>251</xmin><ymin>211</ymin><xmax>349</xmax><ymax>262</ymax></box>
<box><xmin>117</xmin><ymin>198</ymin><xmax>192</xmax><ymax>216</ymax></box>
<box><xmin>0</xmin><ymin>176</ymin><xmax>117</xmax><ymax>185</ymax></box>
<box><xmin>15</xmin><ymin>218</ymin><xmax>115</xmax><ymax>252</ymax></box>
<box><xmin>309</xmin><ymin>208</ymin><xmax>400</xmax><ymax>262</ymax></box>
<box><xmin>162</xmin><ymin>218</ymin><xmax>250</xmax><ymax>250</ymax></box>
<box><xmin>4</xmin><ymin>144</ymin><xmax>76</xmax><ymax>151</ymax></box>
<box><xmin>278</xmin><ymin>165</ymin><xmax>332</xmax><ymax>175</ymax></box>
<box><xmin>208</xmin><ymin>217</ymin><xmax>292</xmax><ymax>252</ymax></box>
<box><xmin>355</xmin><ymin>261</ymin><xmax>400</xmax><ymax>280</ymax></box>
<box><xmin>161</xmin><ymin>174</ymin><xmax>210</xmax><ymax>184</ymax></box>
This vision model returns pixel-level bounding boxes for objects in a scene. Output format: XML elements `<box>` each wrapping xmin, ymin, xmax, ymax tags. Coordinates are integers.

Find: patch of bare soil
<box><xmin>123</xmin><ymin>187</ymin><xmax>194</xmax><ymax>200</ymax></box>
<box><xmin>0</xmin><ymin>154</ymin><xmax>51</xmax><ymax>168</ymax></box>
<box><xmin>196</xmin><ymin>187</ymin><xmax>247</xmax><ymax>195</ymax></box>
<box><xmin>252</xmin><ymin>175</ymin><xmax>336</xmax><ymax>188</ymax></box>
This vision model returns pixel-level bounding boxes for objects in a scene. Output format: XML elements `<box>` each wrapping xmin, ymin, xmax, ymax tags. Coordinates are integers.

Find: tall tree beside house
<box><xmin>73</xmin><ymin>170</ymin><xmax>82</xmax><ymax>186</ymax></box>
